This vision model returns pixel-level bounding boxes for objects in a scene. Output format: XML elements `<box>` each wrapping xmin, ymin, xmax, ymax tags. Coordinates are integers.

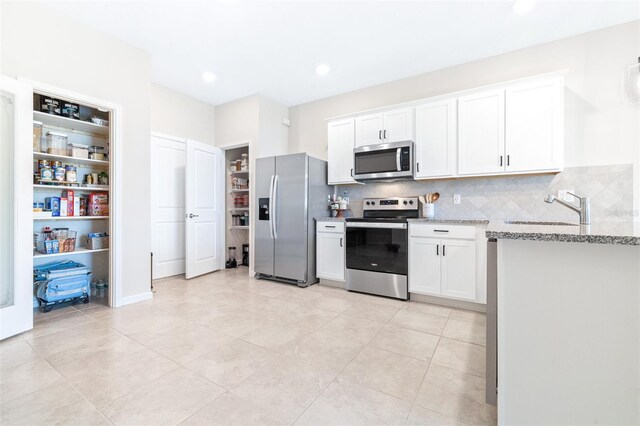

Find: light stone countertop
<box><xmin>315</xmin><ymin>217</ymin><xmax>346</xmax><ymax>221</ymax></box>
<box><xmin>486</xmin><ymin>220</ymin><xmax>640</xmax><ymax>246</ymax></box>
<box><xmin>407</xmin><ymin>218</ymin><xmax>490</xmax><ymax>225</ymax></box>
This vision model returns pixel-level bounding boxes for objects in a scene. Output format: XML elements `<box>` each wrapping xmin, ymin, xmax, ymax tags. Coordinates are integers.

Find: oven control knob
<box><xmin>409</xmin><ymin>200</ymin><xmax>414</xmax><ymax>205</ymax></box>
<box><xmin>371</xmin><ymin>201</ymin><xmax>375</xmax><ymax>205</ymax></box>
<box><xmin>365</xmin><ymin>201</ymin><xmax>370</xmax><ymax>206</ymax></box>
<box><xmin>403</xmin><ymin>200</ymin><xmax>408</xmax><ymax>205</ymax></box>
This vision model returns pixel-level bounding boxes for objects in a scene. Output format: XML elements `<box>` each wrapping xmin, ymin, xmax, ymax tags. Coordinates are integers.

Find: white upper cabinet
<box><xmin>327</xmin><ymin>118</ymin><xmax>356</xmax><ymax>184</ymax></box>
<box><xmin>355</xmin><ymin>113</ymin><xmax>384</xmax><ymax>147</ymax></box>
<box><xmin>355</xmin><ymin>107</ymin><xmax>414</xmax><ymax>147</ymax></box>
<box><xmin>457</xmin><ymin>89</ymin><xmax>505</xmax><ymax>176</ymax></box>
<box><xmin>382</xmin><ymin>108</ymin><xmax>414</xmax><ymax>143</ymax></box>
<box><xmin>505</xmin><ymin>78</ymin><xmax>563</xmax><ymax>173</ymax></box>
<box><xmin>414</xmin><ymin>98</ymin><xmax>457</xmax><ymax>179</ymax></box>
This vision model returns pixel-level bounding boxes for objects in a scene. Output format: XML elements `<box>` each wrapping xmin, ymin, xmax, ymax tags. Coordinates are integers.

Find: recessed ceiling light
<box><xmin>513</xmin><ymin>0</ymin><xmax>536</xmax><ymax>14</ymax></box>
<box><xmin>315</xmin><ymin>64</ymin><xmax>331</xmax><ymax>76</ymax></box>
<box><xmin>202</xmin><ymin>71</ymin><xmax>217</xmax><ymax>83</ymax></box>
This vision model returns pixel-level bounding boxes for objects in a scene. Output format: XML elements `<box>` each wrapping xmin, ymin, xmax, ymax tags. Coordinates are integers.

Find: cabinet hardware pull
<box><xmin>350</xmin><ymin>168</ymin><xmax>354</xmax><ymax>177</ymax></box>
<box><xmin>417</xmin><ymin>162</ymin><xmax>420</xmax><ymax>173</ymax></box>
<box><xmin>434</xmin><ymin>229</ymin><xmax>449</xmax><ymax>233</ymax></box>
<box><xmin>507</xmin><ymin>155</ymin><xmax>510</xmax><ymax>166</ymax></box>
<box><xmin>500</xmin><ymin>155</ymin><xmax>503</xmax><ymax>167</ymax></box>
<box><xmin>383</xmin><ymin>129</ymin><xmax>387</xmax><ymax>139</ymax></box>
<box><xmin>325</xmin><ymin>225</ymin><xmax>335</xmax><ymax>228</ymax></box>
<box><xmin>378</xmin><ymin>130</ymin><xmax>382</xmax><ymax>140</ymax></box>
<box><xmin>436</xmin><ymin>245</ymin><xmax>439</xmax><ymax>256</ymax></box>
<box><xmin>443</xmin><ymin>245</ymin><xmax>446</xmax><ymax>256</ymax></box>
<box><xmin>340</xmin><ymin>237</ymin><xmax>343</xmax><ymax>247</ymax></box>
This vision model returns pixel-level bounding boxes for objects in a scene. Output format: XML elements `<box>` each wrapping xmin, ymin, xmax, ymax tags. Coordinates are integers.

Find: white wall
<box><xmin>150</xmin><ymin>84</ymin><xmax>216</xmax><ymax>145</ymax></box>
<box><xmin>289</xmin><ymin>20</ymin><xmax>640</xmax><ymax>216</ymax></box>
<box><xmin>214</xmin><ymin>95</ymin><xmax>260</xmax><ymax>149</ymax></box>
<box><xmin>257</xmin><ymin>95</ymin><xmax>289</xmax><ymax>159</ymax></box>
<box><xmin>1</xmin><ymin>2</ymin><xmax>152</xmax><ymax>299</ymax></box>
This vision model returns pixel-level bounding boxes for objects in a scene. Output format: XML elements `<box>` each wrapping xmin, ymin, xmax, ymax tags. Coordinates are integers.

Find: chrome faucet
<box><xmin>544</xmin><ymin>193</ymin><xmax>591</xmax><ymax>225</ymax></box>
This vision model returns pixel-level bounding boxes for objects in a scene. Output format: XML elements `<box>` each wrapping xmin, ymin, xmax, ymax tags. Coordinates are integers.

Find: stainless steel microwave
<box><xmin>353</xmin><ymin>140</ymin><xmax>414</xmax><ymax>182</ymax></box>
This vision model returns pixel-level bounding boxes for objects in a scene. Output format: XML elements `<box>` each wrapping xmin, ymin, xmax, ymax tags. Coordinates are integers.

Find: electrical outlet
<box><xmin>558</xmin><ymin>190</ymin><xmax>575</xmax><ymax>203</ymax></box>
<box><xmin>453</xmin><ymin>194</ymin><xmax>461</xmax><ymax>204</ymax></box>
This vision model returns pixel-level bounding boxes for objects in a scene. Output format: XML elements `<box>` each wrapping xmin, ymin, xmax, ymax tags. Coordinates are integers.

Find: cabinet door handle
<box><xmin>378</xmin><ymin>130</ymin><xmax>382</xmax><ymax>140</ymax></box>
<box><xmin>325</xmin><ymin>225</ymin><xmax>336</xmax><ymax>228</ymax></box>
<box><xmin>350</xmin><ymin>168</ymin><xmax>354</xmax><ymax>177</ymax></box>
<box><xmin>433</xmin><ymin>229</ymin><xmax>449</xmax><ymax>233</ymax></box>
<box><xmin>383</xmin><ymin>129</ymin><xmax>387</xmax><ymax>139</ymax></box>
<box><xmin>500</xmin><ymin>155</ymin><xmax>503</xmax><ymax>167</ymax></box>
<box><xmin>436</xmin><ymin>244</ymin><xmax>439</xmax><ymax>256</ymax></box>
<box><xmin>443</xmin><ymin>245</ymin><xmax>446</xmax><ymax>256</ymax></box>
<box><xmin>417</xmin><ymin>162</ymin><xmax>420</xmax><ymax>173</ymax></box>
<box><xmin>340</xmin><ymin>237</ymin><xmax>343</xmax><ymax>247</ymax></box>
<box><xmin>507</xmin><ymin>155</ymin><xmax>510</xmax><ymax>166</ymax></box>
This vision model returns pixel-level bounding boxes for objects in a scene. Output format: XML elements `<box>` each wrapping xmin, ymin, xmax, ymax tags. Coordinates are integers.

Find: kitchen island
<box><xmin>486</xmin><ymin>221</ymin><xmax>640</xmax><ymax>425</ymax></box>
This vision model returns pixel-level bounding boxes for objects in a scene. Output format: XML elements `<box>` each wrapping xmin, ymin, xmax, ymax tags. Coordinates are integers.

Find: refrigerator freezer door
<box><xmin>273</xmin><ymin>154</ymin><xmax>309</xmax><ymax>282</ymax></box>
<box><xmin>254</xmin><ymin>157</ymin><xmax>276</xmax><ymax>277</ymax></box>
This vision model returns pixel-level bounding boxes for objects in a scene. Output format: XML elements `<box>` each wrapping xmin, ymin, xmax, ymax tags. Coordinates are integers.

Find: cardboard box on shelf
<box><xmin>88</xmin><ymin>193</ymin><xmax>108</xmax><ymax>205</ymax></box>
<box><xmin>62</xmin><ymin>190</ymin><xmax>74</xmax><ymax>217</ymax></box>
<box><xmin>45</xmin><ymin>197</ymin><xmax>61</xmax><ymax>216</ymax></box>
<box><xmin>88</xmin><ymin>203</ymin><xmax>109</xmax><ymax>216</ymax></box>
<box><xmin>60</xmin><ymin>198</ymin><xmax>68</xmax><ymax>217</ymax></box>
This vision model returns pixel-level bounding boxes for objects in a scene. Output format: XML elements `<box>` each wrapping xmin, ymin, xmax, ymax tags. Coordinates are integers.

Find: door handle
<box><xmin>188</xmin><ymin>213</ymin><xmax>199</xmax><ymax>218</ymax></box>
<box><xmin>433</xmin><ymin>229</ymin><xmax>449</xmax><ymax>233</ymax></box>
<box><xmin>417</xmin><ymin>162</ymin><xmax>420</xmax><ymax>173</ymax></box>
<box><xmin>507</xmin><ymin>155</ymin><xmax>510</xmax><ymax>166</ymax></box>
<box><xmin>339</xmin><ymin>237</ymin><xmax>343</xmax><ymax>247</ymax></box>
<box><xmin>378</xmin><ymin>130</ymin><xmax>382</xmax><ymax>140</ymax></box>
<box><xmin>436</xmin><ymin>244</ymin><xmax>439</xmax><ymax>256</ymax></box>
<box><xmin>272</xmin><ymin>174</ymin><xmax>279</xmax><ymax>239</ymax></box>
<box><xmin>350</xmin><ymin>168</ymin><xmax>354</xmax><ymax>177</ymax></box>
<box><xmin>443</xmin><ymin>245</ymin><xmax>446</xmax><ymax>256</ymax></box>
<box><xmin>268</xmin><ymin>175</ymin><xmax>275</xmax><ymax>239</ymax></box>
<box><xmin>396</xmin><ymin>148</ymin><xmax>401</xmax><ymax>172</ymax></box>
<box><xmin>500</xmin><ymin>155</ymin><xmax>503</xmax><ymax>167</ymax></box>
<box><xmin>383</xmin><ymin>129</ymin><xmax>387</xmax><ymax>139</ymax></box>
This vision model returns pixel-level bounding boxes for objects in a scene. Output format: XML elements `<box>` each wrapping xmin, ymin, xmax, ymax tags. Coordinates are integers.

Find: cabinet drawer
<box><xmin>317</xmin><ymin>221</ymin><xmax>345</xmax><ymax>233</ymax></box>
<box><xmin>409</xmin><ymin>223</ymin><xmax>476</xmax><ymax>240</ymax></box>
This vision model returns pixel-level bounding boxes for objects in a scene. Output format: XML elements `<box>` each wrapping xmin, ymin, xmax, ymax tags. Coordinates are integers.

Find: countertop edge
<box><xmin>485</xmin><ymin>230</ymin><xmax>640</xmax><ymax>246</ymax></box>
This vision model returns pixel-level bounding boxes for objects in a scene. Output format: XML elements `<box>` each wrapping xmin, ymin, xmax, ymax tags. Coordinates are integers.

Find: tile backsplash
<box><xmin>338</xmin><ymin>165</ymin><xmax>634</xmax><ymax>222</ymax></box>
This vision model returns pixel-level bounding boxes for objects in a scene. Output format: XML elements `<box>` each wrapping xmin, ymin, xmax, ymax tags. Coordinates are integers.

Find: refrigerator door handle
<box><xmin>268</xmin><ymin>175</ymin><xmax>275</xmax><ymax>239</ymax></box>
<box><xmin>272</xmin><ymin>174</ymin><xmax>279</xmax><ymax>239</ymax></box>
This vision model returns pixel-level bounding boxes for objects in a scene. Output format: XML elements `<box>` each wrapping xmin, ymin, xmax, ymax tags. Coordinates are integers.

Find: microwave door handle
<box><xmin>396</xmin><ymin>148</ymin><xmax>401</xmax><ymax>172</ymax></box>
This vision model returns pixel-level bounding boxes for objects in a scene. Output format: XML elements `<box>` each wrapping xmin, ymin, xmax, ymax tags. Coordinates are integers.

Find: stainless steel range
<box><xmin>345</xmin><ymin>197</ymin><xmax>419</xmax><ymax>300</ymax></box>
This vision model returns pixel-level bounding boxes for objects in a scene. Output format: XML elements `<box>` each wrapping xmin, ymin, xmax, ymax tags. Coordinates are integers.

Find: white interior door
<box><xmin>185</xmin><ymin>140</ymin><xmax>224</xmax><ymax>279</ymax></box>
<box><xmin>151</xmin><ymin>135</ymin><xmax>186</xmax><ymax>279</ymax></box>
<box><xmin>0</xmin><ymin>76</ymin><xmax>33</xmax><ymax>340</ymax></box>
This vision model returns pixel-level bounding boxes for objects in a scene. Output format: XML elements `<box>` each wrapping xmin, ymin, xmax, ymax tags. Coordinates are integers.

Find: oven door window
<box><xmin>354</xmin><ymin>149</ymin><xmax>398</xmax><ymax>175</ymax></box>
<box><xmin>346</xmin><ymin>227</ymin><xmax>408</xmax><ymax>275</ymax></box>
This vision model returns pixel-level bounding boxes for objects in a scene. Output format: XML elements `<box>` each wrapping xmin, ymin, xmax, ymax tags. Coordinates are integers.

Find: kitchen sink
<box><xmin>504</xmin><ymin>220</ymin><xmax>579</xmax><ymax>226</ymax></box>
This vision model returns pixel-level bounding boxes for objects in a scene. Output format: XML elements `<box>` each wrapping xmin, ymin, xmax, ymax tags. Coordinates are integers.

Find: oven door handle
<box><xmin>346</xmin><ymin>222</ymin><xmax>407</xmax><ymax>229</ymax></box>
<box><xmin>396</xmin><ymin>148</ymin><xmax>401</xmax><ymax>172</ymax></box>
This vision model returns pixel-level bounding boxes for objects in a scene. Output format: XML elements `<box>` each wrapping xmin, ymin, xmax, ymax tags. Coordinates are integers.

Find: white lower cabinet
<box><xmin>409</xmin><ymin>224</ymin><xmax>482</xmax><ymax>303</ymax></box>
<box><xmin>316</xmin><ymin>221</ymin><xmax>345</xmax><ymax>282</ymax></box>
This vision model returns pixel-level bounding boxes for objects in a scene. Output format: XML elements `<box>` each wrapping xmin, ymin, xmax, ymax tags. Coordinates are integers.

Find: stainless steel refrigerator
<box><xmin>254</xmin><ymin>153</ymin><xmax>330</xmax><ymax>287</ymax></box>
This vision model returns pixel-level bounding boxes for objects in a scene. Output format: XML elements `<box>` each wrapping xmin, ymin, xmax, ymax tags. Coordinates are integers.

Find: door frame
<box><xmin>150</xmin><ymin>132</ymin><xmax>186</xmax><ymax>279</ymax></box>
<box><xmin>24</xmin><ymin>78</ymin><xmax>124</xmax><ymax>308</ymax></box>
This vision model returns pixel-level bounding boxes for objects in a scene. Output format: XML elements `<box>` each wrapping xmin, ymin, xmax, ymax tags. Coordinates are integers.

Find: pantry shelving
<box><xmin>32</xmin><ymin>89</ymin><xmax>114</xmax><ymax>308</ymax></box>
<box><xmin>33</xmin><ymin>151</ymin><xmax>109</xmax><ymax>168</ymax></box>
<box><xmin>33</xmin><ymin>216</ymin><xmax>109</xmax><ymax>221</ymax></box>
<box><xmin>225</xmin><ymin>146</ymin><xmax>250</xmax><ymax>268</ymax></box>
<box><xmin>33</xmin><ymin>247</ymin><xmax>109</xmax><ymax>259</ymax></box>
<box><xmin>33</xmin><ymin>111</ymin><xmax>109</xmax><ymax>136</ymax></box>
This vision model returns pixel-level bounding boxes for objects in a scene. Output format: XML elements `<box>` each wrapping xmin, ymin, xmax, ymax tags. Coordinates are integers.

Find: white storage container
<box><xmin>68</xmin><ymin>143</ymin><xmax>89</xmax><ymax>159</ymax></box>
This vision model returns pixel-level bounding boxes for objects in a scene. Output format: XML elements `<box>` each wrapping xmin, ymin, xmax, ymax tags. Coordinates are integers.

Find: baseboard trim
<box><xmin>318</xmin><ymin>279</ymin><xmax>346</xmax><ymax>289</ymax></box>
<box><xmin>118</xmin><ymin>291</ymin><xmax>153</xmax><ymax>307</ymax></box>
<box><xmin>410</xmin><ymin>293</ymin><xmax>486</xmax><ymax>313</ymax></box>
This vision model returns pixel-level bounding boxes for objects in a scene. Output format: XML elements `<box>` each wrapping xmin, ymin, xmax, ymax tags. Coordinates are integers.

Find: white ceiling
<box><xmin>42</xmin><ymin>1</ymin><xmax>639</xmax><ymax>107</ymax></box>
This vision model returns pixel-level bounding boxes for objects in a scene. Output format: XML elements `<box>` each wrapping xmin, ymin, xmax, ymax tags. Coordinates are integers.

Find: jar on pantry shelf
<box><xmin>89</xmin><ymin>146</ymin><xmax>105</xmax><ymax>160</ymax></box>
<box><xmin>235</xmin><ymin>160</ymin><xmax>242</xmax><ymax>171</ymax></box>
<box><xmin>241</xmin><ymin>153</ymin><xmax>248</xmax><ymax>171</ymax></box>
<box><xmin>45</xmin><ymin>131</ymin><xmax>68</xmax><ymax>155</ymax></box>
<box><xmin>65</xmin><ymin>165</ymin><xmax>77</xmax><ymax>183</ymax></box>
<box><xmin>33</xmin><ymin>121</ymin><xmax>43</xmax><ymax>152</ymax></box>
<box><xmin>40</xmin><ymin>166</ymin><xmax>53</xmax><ymax>181</ymax></box>
<box><xmin>53</xmin><ymin>167</ymin><xmax>66</xmax><ymax>181</ymax></box>
<box><xmin>229</xmin><ymin>161</ymin><xmax>236</xmax><ymax>172</ymax></box>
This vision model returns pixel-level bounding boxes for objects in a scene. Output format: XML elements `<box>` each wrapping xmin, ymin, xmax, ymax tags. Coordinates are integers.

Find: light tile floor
<box><xmin>0</xmin><ymin>268</ymin><xmax>496</xmax><ymax>425</ymax></box>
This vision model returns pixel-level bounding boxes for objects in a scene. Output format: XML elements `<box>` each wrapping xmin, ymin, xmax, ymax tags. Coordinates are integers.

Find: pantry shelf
<box><xmin>33</xmin><ymin>152</ymin><xmax>109</xmax><ymax>168</ymax></box>
<box><xmin>229</xmin><ymin>170</ymin><xmax>249</xmax><ymax>175</ymax></box>
<box><xmin>229</xmin><ymin>208</ymin><xmax>249</xmax><ymax>211</ymax></box>
<box><xmin>33</xmin><ymin>247</ymin><xmax>109</xmax><ymax>259</ymax></box>
<box><xmin>33</xmin><ymin>184</ymin><xmax>109</xmax><ymax>192</ymax></box>
<box><xmin>34</xmin><ymin>111</ymin><xmax>109</xmax><ymax>136</ymax></box>
<box><xmin>230</xmin><ymin>189</ymin><xmax>249</xmax><ymax>193</ymax></box>
<box><xmin>229</xmin><ymin>226</ymin><xmax>250</xmax><ymax>230</ymax></box>
<box><xmin>33</xmin><ymin>216</ymin><xmax>109</xmax><ymax>221</ymax></box>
